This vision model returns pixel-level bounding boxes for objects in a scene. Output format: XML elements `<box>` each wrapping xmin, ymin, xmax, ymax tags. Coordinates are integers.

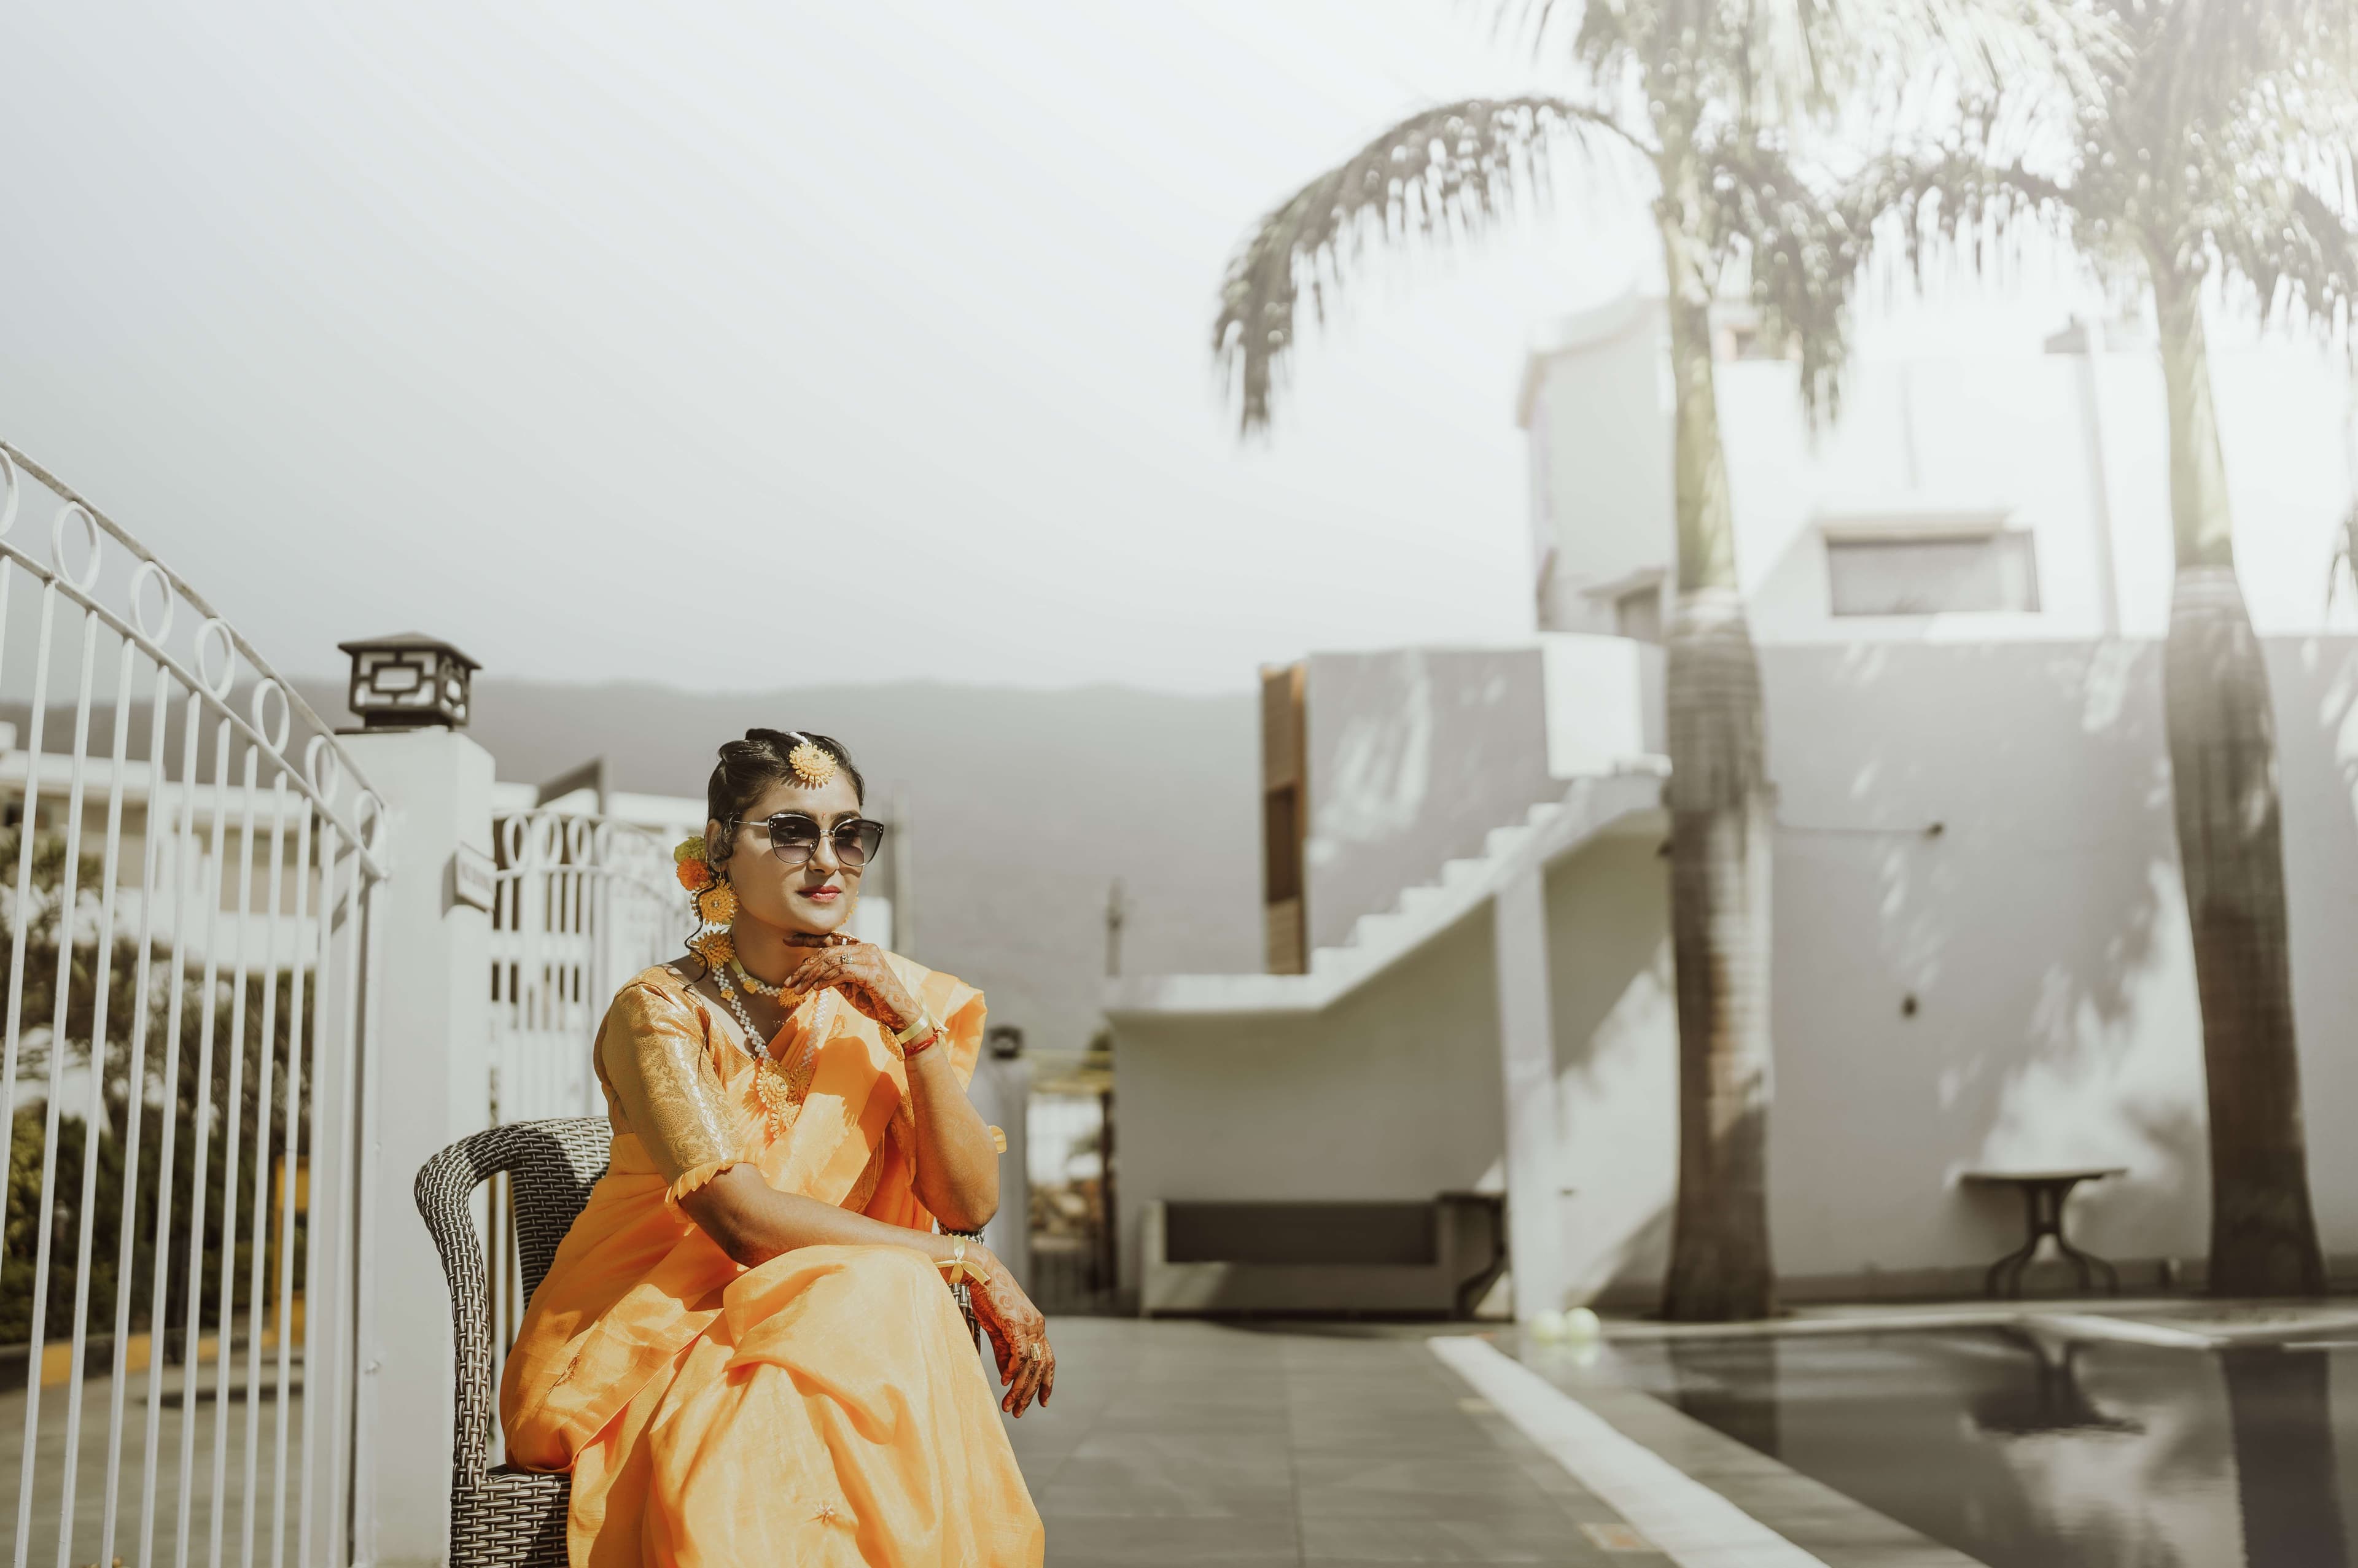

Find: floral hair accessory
<box><xmin>675</xmin><ymin>833</ymin><xmax>736</xmax><ymax>925</ymax></box>
<box><xmin>786</xmin><ymin>734</ymin><xmax>838</xmax><ymax>790</ymax></box>
<box><xmin>674</xmin><ymin>835</ymin><xmax>714</xmax><ymax>892</ymax></box>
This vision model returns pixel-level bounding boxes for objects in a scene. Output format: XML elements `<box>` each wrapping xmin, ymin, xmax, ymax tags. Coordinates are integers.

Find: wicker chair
<box><xmin>415</xmin><ymin>1116</ymin><xmax>609</xmax><ymax>1567</ymax></box>
<box><xmin>416</xmin><ymin>1114</ymin><xmax>987</xmax><ymax>1567</ymax></box>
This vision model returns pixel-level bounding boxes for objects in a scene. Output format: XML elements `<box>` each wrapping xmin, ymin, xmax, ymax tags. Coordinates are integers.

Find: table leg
<box><xmin>2046</xmin><ymin>1180</ymin><xmax>2120</xmax><ymax>1295</ymax></box>
<box><xmin>1986</xmin><ymin>1186</ymin><xmax>2047</xmax><ymax>1300</ymax></box>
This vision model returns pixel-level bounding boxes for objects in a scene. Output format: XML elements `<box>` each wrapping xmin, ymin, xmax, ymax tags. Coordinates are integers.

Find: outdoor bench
<box><xmin>1140</xmin><ymin>1193</ymin><xmax>1505</xmax><ymax>1318</ymax></box>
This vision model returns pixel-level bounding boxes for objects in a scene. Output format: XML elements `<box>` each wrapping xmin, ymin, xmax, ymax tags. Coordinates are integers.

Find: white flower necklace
<box><xmin>712</xmin><ymin>962</ymin><xmax>779</xmax><ymax>1057</ymax></box>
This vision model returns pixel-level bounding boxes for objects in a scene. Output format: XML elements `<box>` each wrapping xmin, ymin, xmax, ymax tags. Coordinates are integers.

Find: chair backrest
<box><xmin>414</xmin><ymin>1117</ymin><xmax>610</xmax><ymax>1488</ymax></box>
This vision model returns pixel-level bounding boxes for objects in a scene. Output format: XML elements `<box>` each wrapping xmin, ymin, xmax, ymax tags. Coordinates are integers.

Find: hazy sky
<box><xmin>2</xmin><ymin>3</ymin><xmax>1693</xmax><ymax>695</ymax></box>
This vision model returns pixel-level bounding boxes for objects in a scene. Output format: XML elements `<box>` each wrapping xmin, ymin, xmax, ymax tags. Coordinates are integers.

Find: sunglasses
<box><xmin>742</xmin><ymin>812</ymin><xmax>885</xmax><ymax>869</ymax></box>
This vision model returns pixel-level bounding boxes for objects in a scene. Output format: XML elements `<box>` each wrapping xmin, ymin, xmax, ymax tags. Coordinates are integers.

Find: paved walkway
<box><xmin>1004</xmin><ymin>1319</ymin><xmax>1656</xmax><ymax>1567</ymax></box>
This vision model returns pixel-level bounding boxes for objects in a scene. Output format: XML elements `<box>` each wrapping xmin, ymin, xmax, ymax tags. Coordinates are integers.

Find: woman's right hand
<box><xmin>960</xmin><ymin>1242</ymin><xmax>1056</xmax><ymax>1416</ymax></box>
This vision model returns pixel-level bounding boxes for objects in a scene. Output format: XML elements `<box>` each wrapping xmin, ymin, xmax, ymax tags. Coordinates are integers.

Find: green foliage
<box><xmin>0</xmin><ymin>835</ymin><xmax>313</xmax><ymax>1353</ymax></box>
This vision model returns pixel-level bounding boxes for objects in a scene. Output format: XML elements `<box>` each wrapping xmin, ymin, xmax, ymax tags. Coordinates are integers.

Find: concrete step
<box><xmin>1347</xmin><ymin>909</ymin><xmax>1412</xmax><ymax>950</ymax></box>
<box><xmin>1309</xmin><ymin>944</ymin><xmax>1359</xmax><ymax>977</ymax></box>
<box><xmin>1439</xmin><ymin>856</ymin><xmax>1487</xmax><ymax>890</ymax></box>
<box><xmin>1482</xmin><ymin>823</ymin><xmax>1534</xmax><ymax>860</ymax></box>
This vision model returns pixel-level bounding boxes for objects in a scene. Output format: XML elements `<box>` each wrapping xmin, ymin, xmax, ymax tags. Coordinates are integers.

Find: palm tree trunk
<box><xmin>2152</xmin><ymin>263</ymin><xmax>2324</xmax><ymax>1297</ymax></box>
<box><xmin>1659</xmin><ymin>205</ymin><xmax>1777</xmax><ymax>1323</ymax></box>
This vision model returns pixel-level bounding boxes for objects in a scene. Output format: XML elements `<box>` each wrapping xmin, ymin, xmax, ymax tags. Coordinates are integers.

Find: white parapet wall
<box><xmin>1287</xmin><ymin>639</ymin><xmax>1663</xmax><ymax>957</ymax></box>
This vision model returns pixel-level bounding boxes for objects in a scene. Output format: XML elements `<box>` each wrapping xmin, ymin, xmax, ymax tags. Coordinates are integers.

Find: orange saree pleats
<box><xmin>626</xmin><ymin>1246</ymin><xmax>1040</xmax><ymax>1567</ymax></box>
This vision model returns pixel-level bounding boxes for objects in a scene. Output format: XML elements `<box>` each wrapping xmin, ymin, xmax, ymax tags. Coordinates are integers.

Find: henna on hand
<box><xmin>784</xmin><ymin>941</ymin><xmax>924</xmax><ymax>1033</ymax></box>
<box><xmin>965</xmin><ymin>1249</ymin><xmax>1055</xmax><ymax>1416</ymax></box>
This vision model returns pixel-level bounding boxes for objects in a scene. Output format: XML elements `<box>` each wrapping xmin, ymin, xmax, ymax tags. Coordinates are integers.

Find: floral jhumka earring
<box><xmin>674</xmin><ymin>836</ymin><xmax>739</xmax><ymax>967</ymax></box>
<box><xmin>675</xmin><ymin>833</ymin><xmax>815</xmax><ymax>1132</ymax></box>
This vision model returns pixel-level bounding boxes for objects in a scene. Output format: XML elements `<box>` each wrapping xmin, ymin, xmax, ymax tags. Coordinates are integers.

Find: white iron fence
<box><xmin>486</xmin><ymin>811</ymin><xmax>679</xmax><ymax>1127</ymax></box>
<box><xmin>0</xmin><ymin>443</ymin><xmax>390</xmax><ymax>1568</ymax></box>
<box><xmin>483</xmin><ymin>812</ymin><xmax>679</xmax><ymax>1381</ymax></box>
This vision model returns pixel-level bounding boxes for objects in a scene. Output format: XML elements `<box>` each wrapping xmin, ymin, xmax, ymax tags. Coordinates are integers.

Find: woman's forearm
<box><xmin>680</xmin><ymin>1166</ymin><xmax>960</xmax><ymax>1270</ymax></box>
<box><xmin>906</xmin><ymin>1050</ymin><xmax>1000</xmax><ymax>1230</ymax></box>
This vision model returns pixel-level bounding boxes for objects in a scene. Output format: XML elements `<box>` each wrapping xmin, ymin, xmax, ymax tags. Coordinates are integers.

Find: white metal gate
<box><xmin>483</xmin><ymin>813</ymin><xmax>679</xmax><ymax>1380</ymax></box>
<box><xmin>486</xmin><ymin>811</ymin><xmax>679</xmax><ymax>1128</ymax></box>
<box><xmin>0</xmin><ymin>442</ymin><xmax>390</xmax><ymax>1568</ymax></box>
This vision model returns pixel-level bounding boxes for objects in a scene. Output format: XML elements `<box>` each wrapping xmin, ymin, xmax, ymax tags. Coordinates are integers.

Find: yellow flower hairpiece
<box><xmin>787</xmin><ymin>737</ymin><xmax>838</xmax><ymax>790</ymax></box>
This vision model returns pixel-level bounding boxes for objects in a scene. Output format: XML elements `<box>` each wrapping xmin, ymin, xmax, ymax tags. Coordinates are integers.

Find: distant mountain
<box><xmin>296</xmin><ymin>677</ymin><xmax>1264</xmax><ymax>1058</ymax></box>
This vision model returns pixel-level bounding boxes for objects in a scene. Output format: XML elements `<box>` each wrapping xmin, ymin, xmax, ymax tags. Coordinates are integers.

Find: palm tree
<box><xmin>1214</xmin><ymin>2</ymin><xmax>2084</xmax><ymax>1320</ymax></box>
<box><xmin>1878</xmin><ymin>1</ymin><xmax>2358</xmax><ymax>1297</ymax></box>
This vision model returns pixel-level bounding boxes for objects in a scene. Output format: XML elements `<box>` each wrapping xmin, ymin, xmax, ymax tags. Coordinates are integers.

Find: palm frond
<box><xmin>1492</xmin><ymin>0</ymin><xmax>2111</xmax><ymax>147</ymax></box>
<box><xmin>1212</xmin><ymin>96</ymin><xmax>1638</xmax><ymax>435</ymax></box>
<box><xmin>2147</xmin><ymin>0</ymin><xmax>2358</xmax><ymax>120</ymax></box>
<box><xmin>2185</xmin><ymin>174</ymin><xmax>2358</xmax><ymax>333</ymax></box>
<box><xmin>1481</xmin><ymin>0</ymin><xmax>1647</xmax><ymax>81</ymax></box>
<box><xmin>1850</xmin><ymin>139</ymin><xmax>2082</xmax><ymax>279</ymax></box>
<box><xmin>1698</xmin><ymin>136</ymin><xmax>1873</xmax><ymax>424</ymax></box>
<box><xmin>2165</xmin><ymin>65</ymin><xmax>2358</xmax><ymax>334</ymax></box>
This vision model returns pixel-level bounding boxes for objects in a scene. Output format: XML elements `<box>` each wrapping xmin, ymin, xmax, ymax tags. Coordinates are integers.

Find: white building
<box><xmin>1107</xmin><ymin>290</ymin><xmax>2358</xmax><ymax>1316</ymax></box>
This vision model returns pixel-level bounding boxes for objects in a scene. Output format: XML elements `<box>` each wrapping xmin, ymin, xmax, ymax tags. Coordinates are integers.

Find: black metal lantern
<box><xmin>337</xmin><ymin>632</ymin><xmax>481</xmax><ymax>730</ymax></box>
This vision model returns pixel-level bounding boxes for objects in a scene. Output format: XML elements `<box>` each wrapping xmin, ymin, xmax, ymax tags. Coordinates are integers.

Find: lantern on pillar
<box><xmin>337</xmin><ymin>632</ymin><xmax>481</xmax><ymax>730</ymax></box>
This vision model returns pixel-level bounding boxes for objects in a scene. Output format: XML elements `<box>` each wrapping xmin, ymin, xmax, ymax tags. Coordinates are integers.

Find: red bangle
<box><xmin>900</xmin><ymin>1023</ymin><xmax>943</xmax><ymax>1058</ymax></box>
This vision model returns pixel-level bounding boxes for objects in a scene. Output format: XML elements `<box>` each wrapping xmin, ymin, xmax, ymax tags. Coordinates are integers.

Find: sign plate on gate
<box><xmin>453</xmin><ymin>842</ymin><xmax>497</xmax><ymax>910</ymax></box>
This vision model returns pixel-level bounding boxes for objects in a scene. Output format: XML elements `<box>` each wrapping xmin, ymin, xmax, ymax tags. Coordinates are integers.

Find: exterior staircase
<box><xmin>1105</xmin><ymin>763</ymin><xmax>1666</xmax><ymax>1019</ymax></box>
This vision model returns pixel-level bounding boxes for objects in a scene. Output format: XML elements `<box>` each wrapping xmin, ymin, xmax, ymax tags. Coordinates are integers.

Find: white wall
<box><xmin>1299</xmin><ymin>638</ymin><xmax>1662</xmax><ymax>955</ymax></box>
<box><xmin>1569</xmin><ymin>634</ymin><xmax>2358</xmax><ymax>1297</ymax></box>
<box><xmin>1113</xmin><ymin>634</ymin><xmax>2358</xmax><ymax>1305</ymax></box>
<box><xmin>1522</xmin><ymin>295</ymin><xmax>1676</xmax><ymax>634</ymax></box>
<box><xmin>1301</xmin><ymin>646</ymin><xmax>1557</xmax><ymax>950</ymax></box>
<box><xmin>1111</xmin><ymin>909</ymin><xmax>1507</xmax><ymax>1297</ymax></box>
<box><xmin>1113</xmin><ymin>298</ymin><xmax>2358</xmax><ymax>1310</ymax></box>
<box><xmin>1544</xmin><ymin>832</ymin><xmax>1677</xmax><ymax>1302</ymax></box>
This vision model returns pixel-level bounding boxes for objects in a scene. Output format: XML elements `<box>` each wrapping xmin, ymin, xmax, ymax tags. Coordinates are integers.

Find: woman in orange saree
<box><xmin>501</xmin><ymin>729</ymin><xmax>1053</xmax><ymax>1567</ymax></box>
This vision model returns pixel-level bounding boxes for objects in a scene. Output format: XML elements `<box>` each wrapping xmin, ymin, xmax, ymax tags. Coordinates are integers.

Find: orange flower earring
<box><xmin>696</xmin><ymin>880</ymin><xmax>739</xmax><ymax>926</ymax></box>
<box><xmin>676</xmin><ymin>836</ymin><xmax>738</xmax><ymax>965</ymax></box>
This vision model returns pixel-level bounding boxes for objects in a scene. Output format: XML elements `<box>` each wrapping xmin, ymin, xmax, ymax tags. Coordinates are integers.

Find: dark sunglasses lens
<box><xmin>768</xmin><ymin>815</ymin><xmax>823</xmax><ymax>862</ymax></box>
<box><xmin>838</xmin><ymin>822</ymin><xmax>884</xmax><ymax>866</ymax></box>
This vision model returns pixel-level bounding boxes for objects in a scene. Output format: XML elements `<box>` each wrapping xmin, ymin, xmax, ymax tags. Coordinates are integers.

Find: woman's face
<box><xmin>709</xmin><ymin>771</ymin><xmax>867</xmax><ymax>939</ymax></box>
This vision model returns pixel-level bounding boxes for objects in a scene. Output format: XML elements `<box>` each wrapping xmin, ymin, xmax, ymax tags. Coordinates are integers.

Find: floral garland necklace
<box><xmin>710</xmin><ymin>957</ymin><xmax>833</xmax><ymax>1134</ymax></box>
<box><xmin>707</xmin><ymin>959</ymin><xmax>768</xmax><ymax>1056</ymax></box>
<box><xmin>731</xmin><ymin>957</ymin><xmax>795</xmax><ymax>1000</ymax></box>
<box><xmin>675</xmin><ymin>835</ymin><xmax>837</xmax><ymax>1133</ymax></box>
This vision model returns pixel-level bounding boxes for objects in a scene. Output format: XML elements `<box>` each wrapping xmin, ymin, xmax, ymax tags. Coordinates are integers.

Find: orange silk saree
<box><xmin>499</xmin><ymin>961</ymin><xmax>1044</xmax><ymax>1567</ymax></box>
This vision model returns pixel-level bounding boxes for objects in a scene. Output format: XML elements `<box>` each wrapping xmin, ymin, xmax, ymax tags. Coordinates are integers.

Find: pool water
<box><xmin>1609</xmin><ymin>1330</ymin><xmax>2358</xmax><ymax>1568</ymax></box>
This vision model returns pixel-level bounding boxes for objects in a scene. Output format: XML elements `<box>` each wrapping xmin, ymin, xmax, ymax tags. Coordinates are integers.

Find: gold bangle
<box><xmin>893</xmin><ymin>1010</ymin><xmax>936</xmax><ymax>1047</ymax></box>
<box><xmin>937</xmin><ymin>1235</ymin><xmax>970</xmax><ymax>1285</ymax></box>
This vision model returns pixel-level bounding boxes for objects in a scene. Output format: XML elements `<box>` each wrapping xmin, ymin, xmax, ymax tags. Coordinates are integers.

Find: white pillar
<box><xmin>1492</xmin><ymin>867</ymin><xmax>1567</xmax><ymax>1324</ymax></box>
<box><xmin>343</xmin><ymin>728</ymin><xmax>496</xmax><ymax>1568</ymax></box>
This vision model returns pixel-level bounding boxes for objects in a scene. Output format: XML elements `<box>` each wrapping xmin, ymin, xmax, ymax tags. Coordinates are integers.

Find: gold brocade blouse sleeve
<box><xmin>595</xmin><ymin>978</ymin><xmax>741</xmax><ymax>1203</ymax></box>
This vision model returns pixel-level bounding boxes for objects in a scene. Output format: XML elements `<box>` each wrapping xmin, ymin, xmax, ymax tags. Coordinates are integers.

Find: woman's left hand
<box><xmin>782</xmin><ymin>938</ymin><xmax>926</xmax><ymax>1035</ymax></box>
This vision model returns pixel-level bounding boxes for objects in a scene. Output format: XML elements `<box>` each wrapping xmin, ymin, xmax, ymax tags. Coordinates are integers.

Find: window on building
<box><xmin>1614</xmin><ymin>584</ymin><xmax>1663</xmax><ymax>643</ymax></box>
<box><xmin>1826</xmin><ymin>532</ymin><xmax>2041</xmax><ymax>616</ymax></box>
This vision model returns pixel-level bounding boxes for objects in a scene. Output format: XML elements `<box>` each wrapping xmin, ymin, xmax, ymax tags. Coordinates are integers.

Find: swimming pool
<box><xmin>1606</xmin><ymin>1329</ymin><xmax>2358</xmax><ymax>1568</ymax></box>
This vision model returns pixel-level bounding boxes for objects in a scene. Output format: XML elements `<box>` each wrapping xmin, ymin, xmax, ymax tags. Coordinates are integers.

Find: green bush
<box><xmin>0</xmin><ymin>831</ymin><xmax>313</xmax><ymax>1354</ymax></box>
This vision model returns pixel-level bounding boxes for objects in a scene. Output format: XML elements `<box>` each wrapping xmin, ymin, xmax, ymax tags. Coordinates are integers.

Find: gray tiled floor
<box><xmin>1003</xmin><ymin>1320</ymin><xmax>1651</xmax><ymax>1566</ymax></box>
